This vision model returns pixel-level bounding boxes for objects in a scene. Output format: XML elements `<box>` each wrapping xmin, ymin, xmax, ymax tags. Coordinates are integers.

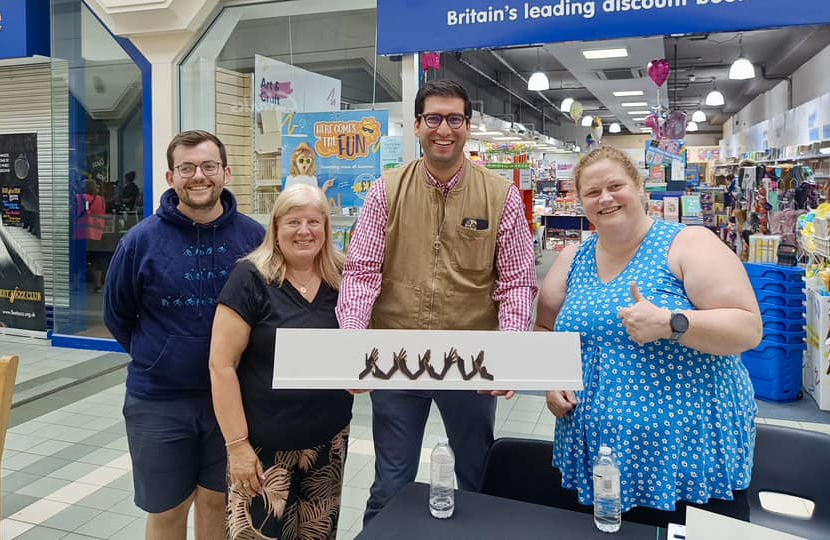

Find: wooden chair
<box><xmin>0</xmin><ymin>355</ymin><xmax>20</xmax><ymax>524</ymax></box>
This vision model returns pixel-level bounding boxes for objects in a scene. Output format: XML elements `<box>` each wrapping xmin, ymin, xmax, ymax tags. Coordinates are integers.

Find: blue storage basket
<box><xmin>758</xmin><ymin>302</ymin><xmax>805</xmax><ymax>320</ymax></box>
<box><xmin>754</xmin><ymin>289</ymin><xmax>804</xmax><ymax>308</ymax></box>
<box><xmin>762</xmin><ymin>316</ymin><xmax>805</xmax><ymax>334</ymax></box>
<box><xmin>744</xmin><ymin>263</ymin><xmax>804</xmax><ymax>283</ymax></box>
<box><xmin>762</xmin><ymin>329</ymin><xmax>805</xmax><ymax>345</ymax></box>
<box><xmin>741</xmin><ymin>343</ymin><xmax>804</xmax><ymax>402</ymax></box>
<box><xmin>749</xmin><ymin>276</ymin><xmax>804</xmax><ymax>296</ymax></box>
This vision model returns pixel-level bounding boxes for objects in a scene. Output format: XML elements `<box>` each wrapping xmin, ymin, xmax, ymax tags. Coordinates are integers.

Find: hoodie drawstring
<box><xmin>195</xmin><ymin>224</ymin><xmax>203</xmax><ymax>319</ymax></box>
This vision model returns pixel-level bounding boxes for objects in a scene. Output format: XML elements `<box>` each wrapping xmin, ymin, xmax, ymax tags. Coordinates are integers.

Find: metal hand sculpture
<box><xmin>456</xmin><ymin>349</ymin><xmax>477</xmax><ymax>380</ymax></box>
<box><xmin>427</xmin><ymin>348</ymin><xmax>457</xmax><ymax>380</ymax></box>
<box><xmin>395</xmin><ymin>348</ymin><xmax>428</xmax><ymax>380</ymax></box>
<box><xmin>372</xmin><ymin>349</ymin><xmax>399</xmax><ymax>380</ymax></box>
<box><xmin>357</xmin><ymin>348</ymin><xmax>494</xmax><ymax>381</ymax></box>
<box><xmin>472</xmin><ymin>351</ymin><xmax>493</xmax><ymax>381</ymax></box>
<box><xmin>358</xmin><ymin>348</ymin><xmax>379</xmax><ymax>379</ymax></box>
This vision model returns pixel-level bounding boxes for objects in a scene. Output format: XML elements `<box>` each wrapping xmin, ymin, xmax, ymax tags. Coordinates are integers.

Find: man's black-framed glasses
<box><xmin>174</xmin><ymin>161</ymin><xmax>222</xmax><ymax>178</ymax></box>
<box><xmin>417</xmin><ymin>113</ymin><xmax>469</xmax><ymax>129</ymax></box>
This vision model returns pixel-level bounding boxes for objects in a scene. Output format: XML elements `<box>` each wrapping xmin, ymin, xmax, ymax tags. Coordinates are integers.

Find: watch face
<box><xmin>671</xmin><ymin>312</ymin><xmax>689</xmax><ymax>333</ymax></box>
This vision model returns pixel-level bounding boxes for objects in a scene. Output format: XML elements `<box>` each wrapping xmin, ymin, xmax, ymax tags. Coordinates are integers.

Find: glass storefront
<box><xmin>49</xmin><ymin>0</ymin><xmax>146</xmax><ymax>342</ymax></box>
<box><xmin>179</xmin><ymin>1</ymin><xmax>401</xmax><ymax>231</ymax></box>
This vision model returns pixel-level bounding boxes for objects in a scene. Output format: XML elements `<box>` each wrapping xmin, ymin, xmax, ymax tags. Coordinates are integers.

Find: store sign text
<box><xmin>378</xmin><ymin>0</ymin><xmax>830</xmax><ymax>55</ymax></box>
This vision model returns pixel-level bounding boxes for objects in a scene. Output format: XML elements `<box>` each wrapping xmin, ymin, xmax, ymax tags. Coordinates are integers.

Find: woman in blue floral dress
<box><xmin>536</xmin><ymin>146</ymin><xmax>762</xmax><ymax>527</ymax></box>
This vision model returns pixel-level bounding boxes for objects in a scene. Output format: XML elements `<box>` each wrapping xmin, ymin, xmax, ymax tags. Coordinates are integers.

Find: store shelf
<box><xmin>756</xmin><ymin>154</ymin><xmax>830</xmax><ymax>164</ymax></box>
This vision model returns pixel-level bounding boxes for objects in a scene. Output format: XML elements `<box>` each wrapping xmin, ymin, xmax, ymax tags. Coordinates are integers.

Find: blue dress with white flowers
<box><xmin>552</xmin><ymin>220</ymin><xmax>756</xmax><ymax>512</ymax></box>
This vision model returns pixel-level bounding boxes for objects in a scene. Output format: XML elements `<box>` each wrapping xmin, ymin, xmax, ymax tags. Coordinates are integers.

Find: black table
<box><xmin>356</xmin><ymin>483</ymin><xmax>665</xmax><ymax>539</ymax></box>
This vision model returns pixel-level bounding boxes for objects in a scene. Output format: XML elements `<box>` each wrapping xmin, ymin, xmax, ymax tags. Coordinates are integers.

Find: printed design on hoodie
<box><xmin>159</xmin><ymin>242</ymin><xmax>233</xmax><ymax>309</ymax></box>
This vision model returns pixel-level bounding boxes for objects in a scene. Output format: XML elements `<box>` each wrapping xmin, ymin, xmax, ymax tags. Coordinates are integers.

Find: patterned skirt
<box><xmin>227</xmin><ymin>425</ymin><xmax>350</xmax><ymax>540</ymax></box>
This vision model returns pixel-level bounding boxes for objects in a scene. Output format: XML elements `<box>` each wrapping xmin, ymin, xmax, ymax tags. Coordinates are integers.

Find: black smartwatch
<box><xmin>669</xmin><ymin>312</ymin><xmax>689</xmax><ymax>343</ymax></box>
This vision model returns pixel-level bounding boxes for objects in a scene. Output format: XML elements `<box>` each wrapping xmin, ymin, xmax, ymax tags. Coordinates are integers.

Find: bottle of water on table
<box><xmin>429</xmin><ymin>437</ymin><xmax>455</xmax><ymax>519</ymax></box>
<box><xmin>593</xmin><ymin>445</ymin><xmax>621</xmax><ymax>533</ymax></box>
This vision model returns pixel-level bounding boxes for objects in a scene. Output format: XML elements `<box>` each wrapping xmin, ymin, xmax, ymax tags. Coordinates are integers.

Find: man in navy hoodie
<box><xmin>104</xmin><ymin>130</ymin><xmax>264</xmax><ymax>539</ymax></box>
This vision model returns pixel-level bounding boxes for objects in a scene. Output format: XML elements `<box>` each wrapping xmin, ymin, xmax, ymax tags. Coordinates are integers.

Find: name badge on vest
<box><xmin>462</xmin><ymin>217</ymin><xmax>488</xmax><ymax>231</ymax></box>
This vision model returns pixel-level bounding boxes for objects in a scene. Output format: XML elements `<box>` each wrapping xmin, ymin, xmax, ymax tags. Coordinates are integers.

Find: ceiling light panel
<box><xmin>621</xmin><ymin>102</ymin><xmax>648</xmax><ymax>107</ymax></box>
<box><xmin>613</xmin><ymin>90</ymin><xmax>644</xmax><ymax>97</ymax></box>
<box><xmin>627</xmin><ymin>110</ymin><xmax>651</xmax><ymax>115</ymax></box>
<box><xmin>582</xmin><ymin>48</ymin><xmax>628</xmax><ymax>60</ymax></box>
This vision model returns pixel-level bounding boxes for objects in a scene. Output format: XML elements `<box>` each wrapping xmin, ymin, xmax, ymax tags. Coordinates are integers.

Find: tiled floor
<box><xmin>1</xmin><ymin>334</ymin><xmax>829</xmax><ymax>539</ymax></box>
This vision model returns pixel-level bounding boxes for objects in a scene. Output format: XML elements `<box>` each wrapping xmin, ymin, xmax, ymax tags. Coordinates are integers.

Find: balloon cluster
<box><xmin>644</xmin><ymin>59</ymin><xmax>687</xmax><ymax>141</ymax></box>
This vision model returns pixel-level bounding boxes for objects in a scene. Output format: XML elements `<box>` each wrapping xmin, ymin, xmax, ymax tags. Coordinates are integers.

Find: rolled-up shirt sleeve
<box><xmin>336</xmin><ymin>180</ymin><xmax>388</xmax><ymax>329</ymax></box>
<box><xmin>493</xmin><ymin>185</ymin><xmax>538</xmax><ymax>331</ymax></box>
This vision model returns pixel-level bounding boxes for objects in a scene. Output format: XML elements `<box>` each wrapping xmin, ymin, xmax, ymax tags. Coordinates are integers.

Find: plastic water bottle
<box><xmin>429</xmin><ymin>437</ymin><xmax>455</xmax><ymax>519</ymax></box>
<box><xmin>593</xmin><ymin>445</ymin><xmax>621</xmax><ymax>533</ymax></box>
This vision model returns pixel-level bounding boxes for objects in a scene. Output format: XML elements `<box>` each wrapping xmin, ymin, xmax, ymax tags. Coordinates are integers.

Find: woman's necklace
<box><xmin>287</xmin><ymin>271</ymin><xmax>314</xmax><ymax>295</ymax></box>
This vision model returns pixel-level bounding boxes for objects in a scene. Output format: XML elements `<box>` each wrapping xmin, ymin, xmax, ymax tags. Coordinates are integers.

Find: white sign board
<box><xmin>254</xmin><ymin>54</ymin><xmax>341</xmax><ymax>113</ymax></box>
<box><xmin>685</xmin><ymin>507</ymin><xmax>804</xmax><ymax>540</ymax></box>
<box><xmin>272</xmin><ymin>329</ymin><xmax>583</xmax><ymax>390</ymax></box>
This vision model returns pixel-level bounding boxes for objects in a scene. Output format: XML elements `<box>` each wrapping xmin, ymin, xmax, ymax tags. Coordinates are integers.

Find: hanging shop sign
<box><xmin>282</xmin><ymin>110</ymin><xmax>388</xmax><ymax>211</ymax></box>
<box><xmin>254</xmin><ymin>54</ymin><xmax>340</xmax><ymax>114</ymax></box>
<box><xmin>0</xmin><ymin>0</ymin><xmax>50</xmax><ymax>60</ymax></box>
<box><xmin>0</xmin><ymin>133</ymin><xmax>47</xmax><ymax>335</ymax></box>
<box><xmin>377</xmin><ymin>0</ymin><xmax>830</xmax><ymax>55</ymax></box>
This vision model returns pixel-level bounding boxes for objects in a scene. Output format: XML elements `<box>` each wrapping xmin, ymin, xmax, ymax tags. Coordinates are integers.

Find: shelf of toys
<box><xmin>473</xmin><ymin>142</ymin><xmax>536</xmax><ymax>233</ymax></box>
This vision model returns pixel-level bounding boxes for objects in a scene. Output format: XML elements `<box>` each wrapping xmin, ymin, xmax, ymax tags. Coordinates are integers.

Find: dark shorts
<box><xmin>123</xmin><ymin>392</ymin><xmax>226</xmax><ymax>513</ymax></box>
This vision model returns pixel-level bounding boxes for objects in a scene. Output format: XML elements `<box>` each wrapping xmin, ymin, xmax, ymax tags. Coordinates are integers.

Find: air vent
<box><xmin>595</xmin><ymin>68</ymin><xmax>646</xmax><ymax>81</ymax></box>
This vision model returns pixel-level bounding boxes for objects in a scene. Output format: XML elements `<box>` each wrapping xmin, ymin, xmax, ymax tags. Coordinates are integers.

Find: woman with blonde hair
<box><xmin>210</xmin><ymin>184</ymin><xmax>352</xmax><ymax>539</ymax></box>
<box><xmin>284</xmin><ymin>142</ymin><xmax>334</xmax><ymax>193</ymax></box>
<box><xmin>537</xmin><ymin>146</ymin><xmax>761</xmax><ymax>527</ymax></box>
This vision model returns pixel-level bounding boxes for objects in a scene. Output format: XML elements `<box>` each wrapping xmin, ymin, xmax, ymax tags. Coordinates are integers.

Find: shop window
<box><xmin>49</xmin><ymin>0</ymin><xmax>146</xmax><ymax>342</ymax></box>
<box><xmin>179</xmin><ymin>1</ymin><xmax>402</xmax><ymax>229</ymax></box>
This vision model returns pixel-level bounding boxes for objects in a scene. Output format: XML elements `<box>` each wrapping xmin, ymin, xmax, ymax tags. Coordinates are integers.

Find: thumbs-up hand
<box><xmin>617</xmin><ymin>282</ymin><xmax>672</xmax><ymax>346</ymax></box>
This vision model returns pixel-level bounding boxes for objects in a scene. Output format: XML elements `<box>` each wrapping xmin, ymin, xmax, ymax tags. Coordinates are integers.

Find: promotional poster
<box><xmin>0</xmin><ymin>132</ymin><xmax>47</xmax><ymax>334</ymax></box>
<box><xmin>282</xmin><ymin>110</ymin><xmax>388</xmax><ymax>210</ymax></box>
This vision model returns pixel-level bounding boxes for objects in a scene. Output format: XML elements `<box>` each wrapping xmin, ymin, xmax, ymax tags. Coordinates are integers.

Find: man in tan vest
<box><xmin>337</xmin><ymin>80</ymin><xmax>537</xmax><ymax>525</ymax></box>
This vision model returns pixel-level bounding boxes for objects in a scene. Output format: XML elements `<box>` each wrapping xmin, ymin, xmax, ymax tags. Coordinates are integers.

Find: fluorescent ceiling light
<box><xmin>691</xmin><ymin>110</ymin><xmax>707</xmax><ymax>123</ymax></box>
<box><xmin>632</xmin><ymin>117</ymin><xmax>648</xmax><ymax>122</ymax></box>
<box><xmin>527</xmin><ymin>71</ymin><xmax>550</xmax><ymax>91</ymax></box>
<box><xmin>582</xmin><ymin>47</ymin><xmax>628</xmax><ymax>60</ymax></box>
<box><xmin>560</xmin><ymin>97</ymin><xmax>574</xmax><ymax>113</ymax></box>
<box><xmin>492</xmin><ymin>136</ymin><xmax>522</xmax><ymax>141</ymax></box>
<box><xmin>609</xmin><ymin>123</ymin><xmax>621</xmax><ymax>134</ymax></box>
<box><xmin>621</xmin><ymin>102</ymin><xmax>648</xmax><ymax>107</ymax></box>
<box><xmin>640</xmin><ymin>128</ymin><xmax>652</xmax><ymax>132</ymax></box>
<box><xmin>686</xmin><ymin>121</ymin><xmax>699</xmax><ymax>132</ymax></box>
<box><xmin>705</xmin><ymin>89</ymin><xmax>725</xmax><ymax>106</ymax></box>
<box><xmin>729</xmin><ymin>57</ymin><xmax>755</xmax><ymax>80</ymax></box>
<box><xmin>627</xmin><ymin>110</ymin><xmax>651</xmax><ymax>115</ymax></box>
<box><xmin>581</xmin><ymin>115</ymin><xmax>593</xmax><ymax>127</ymax></box>
<box><xmin>613</xmin><ymin>90</ymin><xmax>644</xmax><ymax>97</ymax></box>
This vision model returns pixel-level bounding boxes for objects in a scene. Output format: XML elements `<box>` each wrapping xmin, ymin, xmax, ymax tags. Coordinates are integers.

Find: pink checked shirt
<box><xmin>336</xmin><ymin>161</ymin><xmax>538</xmax><ymax>331</ymax></box>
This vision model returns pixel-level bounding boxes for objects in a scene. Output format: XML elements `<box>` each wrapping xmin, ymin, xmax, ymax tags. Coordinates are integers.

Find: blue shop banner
<box><xmin>282</xmin><ymin>111</ymin><xmax>388</xmax><ymax>209</ymax></box>
<box><xmin>378</xmin><ymin>0</ymin><xmax>830</xmax><ymax>55</ymax></box>
<box><xmin>0</xmin><ymin>0</ymin><xmax>50</xmax><ymax>60</ymax></box>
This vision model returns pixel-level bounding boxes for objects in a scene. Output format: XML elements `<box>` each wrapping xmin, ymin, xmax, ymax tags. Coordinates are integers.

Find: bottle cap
<box><xmin>599</xmin><ymin>445</ymin><xmax>612</xmax><ymax>455</ymax></box>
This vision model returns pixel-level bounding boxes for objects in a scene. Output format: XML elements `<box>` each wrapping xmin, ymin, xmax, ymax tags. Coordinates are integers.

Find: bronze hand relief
<box><xmin>456</xmin><ymin>349</ymin><xmax>478</xmax><ymax>380</ymax></box>
<box><xmin>358</xmin><ymin>348</ymin><xmax>379</xmax><ymax>379</ymax></box>
<box><xmin>357</xmin><ymin>348</ymin><xmax>495</xmax><ymax>381</ymax></box>
<box><xmin>473</xmin><ymin>351</ymin><xmax>494</xmax><ymax>381</ymax></box>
